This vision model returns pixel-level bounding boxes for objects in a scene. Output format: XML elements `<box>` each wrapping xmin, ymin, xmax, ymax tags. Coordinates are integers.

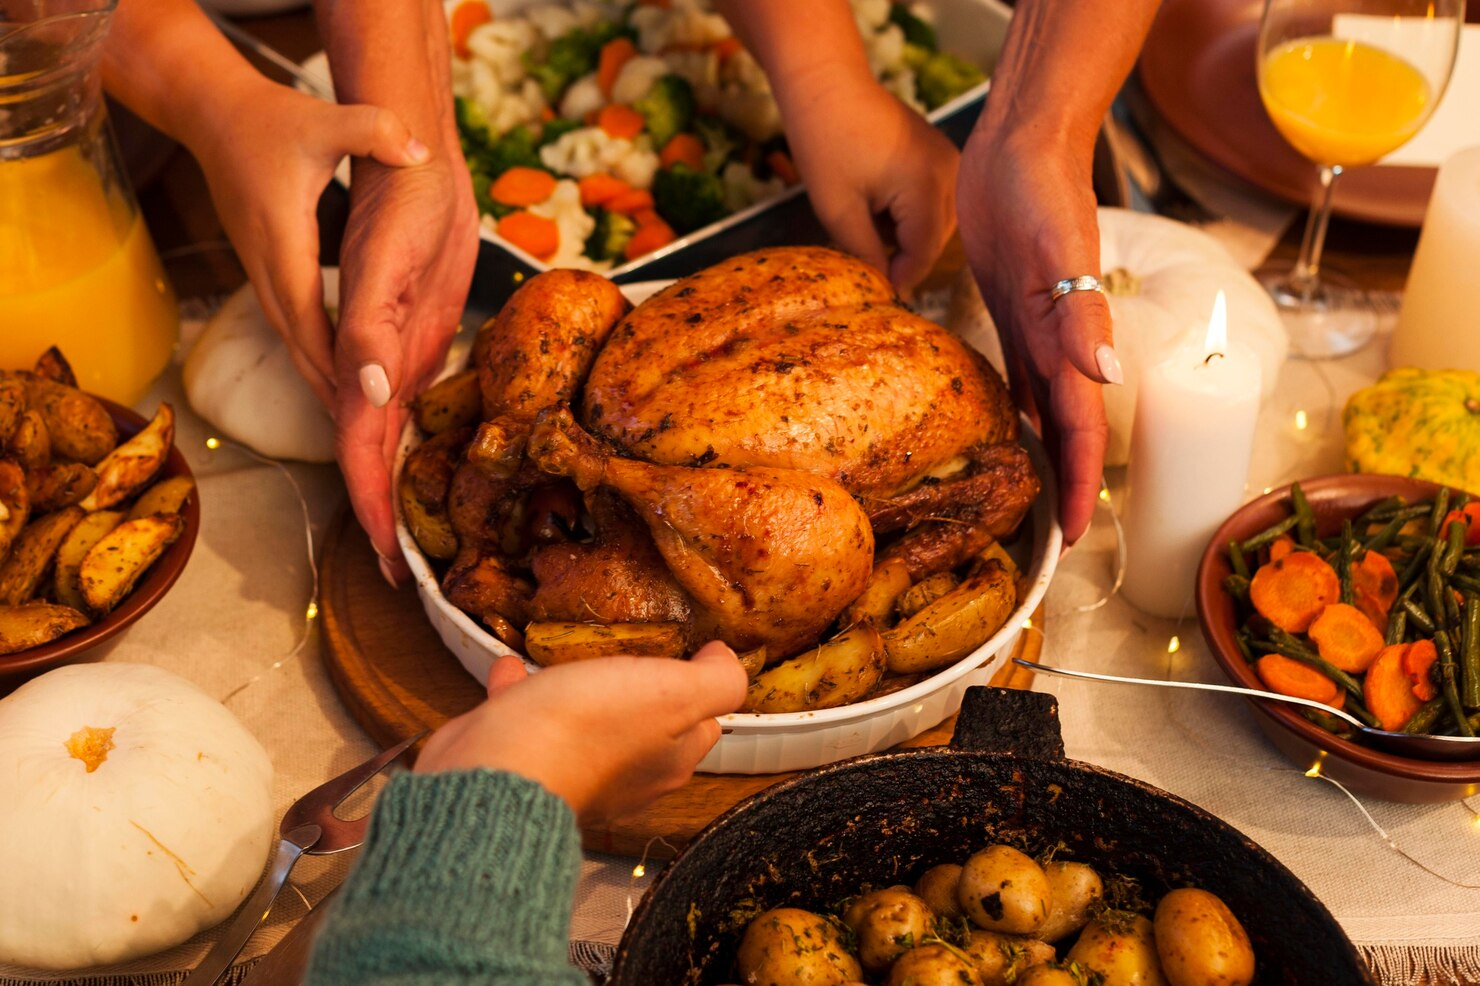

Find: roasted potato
<box><xmin>1036</xmin><ymin>861</ymin><xmax>1104</xmax><ymax>943</ymax></box>
<box><xmin>896</xmin><ymin>571</ymin><xmax>960</xmax><ymax>619</ymax></box>
<box><xmin>10</xmin><ymin>409</ymin><xmax>50</xmax><ymax>471</ymax></box>
<box><xmin>0</xmin><ymin>506</ymin><xmax>84</xmax><ymax>605</ymax></box>
<box><xmin>913</xmin><ymin>863</ymin><xmax>964</xmax><ymax>919</ymax></box>
<box><xmin>884</xmin><ymin>943</ymin><xmax>980</xmax><ymax>986</ymax></box>
<box><xmin>441</xmin><ymin>549</ymin><xmax>532</xmax><ymax>628</ymax></box>
<box><xmin>736</xmin><ymin>646</ymin><xmax>767</xmax><ymax>679</ymax></box>
<box><xmin>0</xmin><ymin>376</ymin><xmax>26</xmax><ymax>447</ymax></box>
<box><xmin>523</xmin><ymin>621</ymin><xmax>686</xmax><ymax>666</ymax></box>
<box><xmin>78</xmin><ymin>513</ymin><xmax>184</xmax><ymax>615</ymax></box>
<box><xmin>1154</xmin><ymin>889</ymin><xmax>1254</xmax><ymax>986</ymax></box>
<box><xmin>26</xmin><ymin>462</ymin><xmax>97</xmax><ymax>512</ymax></box>
<box><xmin>34</xmin><ymin>346</ymin><xmax>77</xmax><ymax>387</ymax></box>
<box><xmin>1066</xmin><ymin>913</ymin><xmax>1170</xmax><ymax>986</ymax></box>
<box><xmin>25</xmin><ymin>378</ymin><xmax>116</xmax><ymax>465</ymax></box>
<box><xmin>413</xmin><ymin>369</ymin><xmax>482</xmax><ymax>435</ymax></box>
<box><xmin>398</xmin><ymin>468</ymin><xmax>458</xmax><ymax>560</ymax></box>
<box><xmin>0</xmin><ymin>602</ymin><xmax>88</xmax><ymax>654</ymax></box>
<box><xmin>842</xmin><ymin>887</ymin><xmax>934</xmax><ymax>975</ymax></box>
<box><xmin>737</xmin><ymin>908</ymin><xmax>863</xmax><ymax>986</ymax></box>
<box><xmin>884</xmin><ymin>560</ymin><xmax>1016</xmax><ymax>674</ymax></box>
<box><xmin>126</xmin><ymin>475</ymin><xmax>196</xmax><ymax>520</ymax></box>
<box><xmin>742</xmin><ymin>623</ymin><xmax>886</xmax><ymax>713</ymax></box>
<box><xmin>961</xmin><ymin>930</ymin><xmax>1056</xmax><ymax>986</ymax></box>
<box><xmin>1016</xmin><ymin>966</ymin><xmax>1086</xmax><ymax>986</ymax></box>
<box><xmin>842</xmin><ymin>558</ymin><xmax>912</xmax><ymax>627</ymax></box>
<box><xmin>54</xmin><ymin>510</ymin><xmax>125</xmax><ymax>612</ymax></box>
<box><xmin>958</xmin><ymin>845</ymin><xmax>1052</xmax><ymax>936</ymax></box>
<box><xmin>80</xmin><ymin>403</ymin><xmax>173</xmax><ymax>511</ymax></box>
<box><xmin>0</xmin><ymin>461</ymin><xmax>31</xmax><ymax>562</ymax></box>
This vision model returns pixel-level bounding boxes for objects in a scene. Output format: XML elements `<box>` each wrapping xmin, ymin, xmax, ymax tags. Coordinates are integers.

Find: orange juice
<box><xmin>0</xmin><ymin>144</ymin><xmax>178</xmax><ymax>405</ymax></box>
<box><xmin>1259</xmin><ymin>37</ymin><xmax>1431</xmax><ymax>167</ymax></box>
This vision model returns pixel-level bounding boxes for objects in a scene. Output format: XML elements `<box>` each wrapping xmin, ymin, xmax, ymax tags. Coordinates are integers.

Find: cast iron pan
<box><xmin>611</xmin><ymin>687</ymin><xmax>1373</xmax><ymax>985</ymax></box>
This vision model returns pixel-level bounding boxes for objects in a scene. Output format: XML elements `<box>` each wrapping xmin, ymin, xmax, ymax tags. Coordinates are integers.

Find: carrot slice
<box><xmin>1402</xmin><ymin>639</ymin><xmax>1439</xmax><ymax>702</ymax></box>
<box><xmin>660</xmin><ymin>132</ymin><xmax>706</xmax><ymax>171</ymax></box>
<box><xmin>1308</xmin><ymin>603</ymin><xmax>1384</xmax><ymax>673</ymax></box>
<box><xmin>578</xmin><ymin>173</ymin><xmax>632</xmax><ymax>208</ymax></box>
<box><xmin>450</xmin><ymin>1</ymin><xmax>492</xmax><ymax>60</ymax></box>
<box><xmin>597</xmin><ymin>103</ymin><xmax>645</xmax><ymax>140</ymax></box>
<box><xmin>597</xmin><ymin>37</ymin><xmax>638</xmax><ymax>97</ymax></box>
<box><xmin>1365</xmin><ymin>643</ymin><xmax>1425</xmax><ymax>731</ymax></box>
<box><xmin>605</xmin><ymin>188</ymin><xmax>655</xmax><ymax>215</ymax></box>
<box><xmin>711</xmin><ymin>36</ymin><xmax>743</xmax><ymax>63</ymax></box>
<box><xmin>632</xmin><ymin>207</ymin><xmax>661</xmax><ymax>227</ymax></box>
<box><xmin>624</xmin><ymin>219</ymin><xmax>676</xmax><ymax>261</ymax></box>
<box><xmin>766</xmin><ymin>149</ymin><xmax>799</xmax><ymax>185</ymax></box>
<box><xmin>1255</xmin><ymin>654</ymin><xmax>1341</xmax><ymax>705</ymax></box>
<box><xmin>495</xmin><ymin>210</ymin><xmax>560</xmax><ymax>260</ymax></box>
<box><xmin>1442</xmin><ymin>503</ymin><xmax>1480</xmax><ymax>546</ymax></box>
<box><xmin>1249</xmin><ymin>552</ymin><xmax>1341</xmax><ymax>633</ymax></box>
<box><xmin>1352</xmin><ymin>550</ymin><xmax>1399</xmax><ymax>614</ymax></box>
<box><xmin>489</xmin><ymin>166</ymin><xmax>557</xmax><ymax>207</ymax></box>
<box><xmin>1268</xmin><ymin>535</ymin><xmax>1296</xmax><ymax>564</ymax></box>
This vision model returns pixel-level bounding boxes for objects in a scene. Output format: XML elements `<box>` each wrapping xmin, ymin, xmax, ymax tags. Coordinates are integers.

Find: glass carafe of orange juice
<box><xmin>1</xmin><ymin>0</ymin><xmax>177</xmax><ymax>405</ymax></box>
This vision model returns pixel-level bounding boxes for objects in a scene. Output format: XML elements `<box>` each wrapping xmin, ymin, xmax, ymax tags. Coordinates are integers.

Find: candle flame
<box><xmin>1203</xmin><ymin>289</ymin><xmax>1228</xmax><ymax>357</ymax></box>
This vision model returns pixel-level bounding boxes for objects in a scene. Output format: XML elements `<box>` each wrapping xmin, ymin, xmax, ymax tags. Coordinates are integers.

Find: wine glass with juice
<box><xmin>1256</xmin><ymin>0</ymin><xmax>1463</xmax><ymax>358</ymax></box>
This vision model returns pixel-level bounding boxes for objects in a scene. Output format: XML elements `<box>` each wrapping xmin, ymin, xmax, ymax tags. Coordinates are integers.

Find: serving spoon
<box><xmin>1014</xmin><ymin>658</ymin><xmax>1480</xmax><ymax>763</ymax></box>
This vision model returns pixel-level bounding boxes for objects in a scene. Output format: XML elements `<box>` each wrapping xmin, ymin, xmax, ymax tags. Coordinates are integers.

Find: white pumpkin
<box><xmin>0</xmin><ymin>663</ymin><xmax>274</xmax><ymax>970</ymax></box>
<box><xmin>183</xmin><ymin>270</ymin><xmax>338</xmax><ymax>463</ymax></box>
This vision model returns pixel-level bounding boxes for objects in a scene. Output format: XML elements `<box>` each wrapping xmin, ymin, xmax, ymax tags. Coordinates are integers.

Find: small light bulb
<box><xmin>1263</xmin><ymin>487</ymin><xmax>1273</xmax><ymax>495</ymax></box>
<box><xmin>205</xmin><ymin>437</ymin><xmax>221</xmax><ymax>450</ymax></box>
<box><xmin>1294</xmin><ymin>409</ymin><xmax>1309</xmax><ymax>431</ymax></box>
<box><xmin>513</xmin><ymin>271</ymin><xmax>525</xmax><ymax>284</ymax></box>
<box><xmin>1305</xmin><ymin>753</ymin><xmax>1326</xmax><ymax>778</ymax></box>
<box><xmin>1167</xmin><ymin>635</ymin><xmax>1180</xmax><ymax>654</ymax></box>
<box><xmin>306</xmin><ymin>601</ymin><xmax>319</xmax><ymax>620</ymax></box>
<box><xmin>632</xmin><ymin>863</ymin><xmax>646</xmax><ymax>878</ymax></box>
<box><xmin>1098</xmin><ymin>488</ymin><xmax>1111</xmax><ymax>504</ymax></box>
<box><xmin>1472</xmin><ymin>814</ymin><xmax>1480</xmax><ymax>832</ymax></box>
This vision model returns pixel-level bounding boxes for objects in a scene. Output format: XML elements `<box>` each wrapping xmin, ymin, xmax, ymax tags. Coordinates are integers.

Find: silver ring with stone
<box><xmin>1049</xmin><ymin>275</ymin><xmax>1104</xmax><ymax>303</ymax></box>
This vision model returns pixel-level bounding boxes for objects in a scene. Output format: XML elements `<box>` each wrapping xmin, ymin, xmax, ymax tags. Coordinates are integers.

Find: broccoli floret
<box><xmin>476</xmin><ymin>125</ymin><xmax>545</xmax><ymax>177</ymax></box>
<box><xmin>907</xmin><ymin>46</ymin><xmax>986</xmax><ymax>110</ymax></box>
<box><xmin>585</xmin><ymin>208</ymin><xmax>637</xmax><ymax>261</ymax></box>
<box><xmin>694</xmin><ymin>115</ymin><xmax>737</xmax><ymax>174</ymax></box>
<box><xmin>888</xmin><ymin>2</ymin><xmax>938</xmax><ymax>50</ymax></box>
<box><xmin>634</xmin><ymin>74</ymin><xmax>695</xmax><ymax>149</ymax></box>
<box><xmin>652</xmin><ymin>163</ymin><xmax>727</xmax><ymax>234</ymax></box>
<box><xmin>525</xmin><ymin>21</ymin><xmax>630</xmax><ymax>102</ymax></box>
<box><xmin>538</xmin><ymin>116</ymin><xmax>582</xmax><ymax>148</ymax></box>
<box><xmin>455</xmin><ymin>96</ymin><xmax>496</xmax><ymax>151</ymax></box>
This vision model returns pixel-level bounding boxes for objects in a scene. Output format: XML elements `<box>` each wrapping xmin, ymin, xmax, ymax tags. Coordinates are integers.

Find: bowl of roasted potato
<box><xmin>0</xmin><ymin>350</ymin><xmax>197</xmax><ymax>687</ymax></box>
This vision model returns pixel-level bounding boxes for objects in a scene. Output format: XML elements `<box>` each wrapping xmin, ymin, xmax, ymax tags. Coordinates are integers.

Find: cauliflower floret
<box><xmin>719</xmin><ymin>48</ymin><xmax>771</xmax><ymax>94</ymax></box>
<box><xmin>865</xmin><ymin>23</ymin><xmax>908</xmax><ymax>78</ymax></box>
<box><xmin>882</xmin><ymin>69</ymin><xmax>923</xmax><ymax>112</ymax></box>
<box><xmin>611</xmin><ymin>54</ymin><xmax>671</xmax><ymax>106</ymax></box>
<box><xmin>523</xmin><ymin>2</ymin><xmax>580</xmax><ymax>41</ymax></box>
<box><xmin>560</xmin><ymin>72</ymin><xmax>606</xmax><ymax>121</ymax></box>
<box><xmin>629</xmin><ymin>6</ymin><xmax>672</xmax><ymax>54</ymax></box>
<box><xmin>851</xmin><ymin>0</ymin><xmax>891</xmax><ymax>31</ymax></box>
<box><xmin>540</xmin><ymin>126</ymin><xmax>660</xmax><ymax>188</ymax></box>
<box><xmin>568</xmin><ymin>0</ymin><xmax>611</xmax><ymax>30</ymax></box>
<box><xmin>663</xmin><ymin>48</ymin><xmax>720</xmax><ymax>95</ymax></box>
<box><xmin>720</xmin><ymin>161</ymin><xmax>786</xmax><ymax>213</ymax></box>
<box><xmin>529</xmin><ymin>179</ymin><xmax>598</xmax><ymax>270</ymax></box>
<box><xmin>717</xmin><ymin>86</ymin><xmax>782</xmax><ymax>142</ymax></box>
<box><xmin>465</xmin><ymin>19</ymin><xmax>540</xmax><ymax>87</ymax></box>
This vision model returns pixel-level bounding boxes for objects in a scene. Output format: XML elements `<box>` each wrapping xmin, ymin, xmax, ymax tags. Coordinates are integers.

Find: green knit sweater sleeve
<box><xmin>304</xmin><ymin>769</ymin><xmax>590</xmax><ymax>986</ymax></box>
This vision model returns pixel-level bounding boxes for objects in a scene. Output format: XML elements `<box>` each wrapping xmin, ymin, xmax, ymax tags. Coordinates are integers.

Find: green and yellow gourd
<box><xmin>1344</xmin><ymin>368</ymin><xmax>1480</xmax><ymax>490</ymax></box>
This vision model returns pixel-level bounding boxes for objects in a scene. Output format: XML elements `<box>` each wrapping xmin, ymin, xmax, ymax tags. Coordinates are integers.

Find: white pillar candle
<box><xmin>1122</xmin><ymin>291</ymin><xmax>1262</xmax><ymax>619</ymax></box>
<box><xmin>1392</xmin><ymin>146</ymin><xmax>1480</xmax><ymax>371</ymax></box>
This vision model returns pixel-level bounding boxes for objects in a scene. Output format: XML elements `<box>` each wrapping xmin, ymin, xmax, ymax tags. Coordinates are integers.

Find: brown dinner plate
<box><xmin>1137</xmin><ymin>0</ymin><xmax>1469</xmax><ymax>227</ymax></box>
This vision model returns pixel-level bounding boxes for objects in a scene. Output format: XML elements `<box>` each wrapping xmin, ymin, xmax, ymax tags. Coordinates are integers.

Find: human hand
<box><xmin>956</xmin><ymin>129</ymin><xmax>1117</xmax><ymax>544</ymax></box>
<box><xmin>415</xmin><ymin>642</ymin><xmax>748</xmax><ymax>824</ymax></box>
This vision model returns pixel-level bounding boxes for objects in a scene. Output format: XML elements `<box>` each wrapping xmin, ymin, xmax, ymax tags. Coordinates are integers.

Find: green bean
<box><xmin>1452</xmin><ymin>572</ymin><xmax>1480</xmax><ymax>597</ymax></box>
<box><xmin>1223</xmin><ymin>574</ymin><xmax>1251</xmax><ymax>605</ymax></box>
<box><xmin>1399</xmin><ymin>538</ymin><xmax>1436</xmax><ymax>592</ymax></box>
<box><xmin>1361</xmin><ymin>513</ymin><xmax>1408</xmax><ymax>555</ymax></box>
<box><xmin>1465</xmin><ymin>595</ymin><xmax>1480</xmax><ymax>709</ymax></box>
<box><xmin>1227</xmin><ymin>540</ymin><xmax>1250</xmax><ymax>580</ymax></box>
<box><xmin>1431</xmin><ymin>487</ymin><xmax>1453</xmax><ymax>537</ymax></box>
<box><xmin>1337</xmin><ymin>520</ymin><xmax>1356</xmax><ymax>606</ymax></box>
<box><xmin>1385</xmin><ymin>607</ymin><xmax>1408</xmax><ymax>646</ymax></box>
<box><xmin>1354</xmin><ymin>495</ymin><xmax>1406</xmax><ymax>527</ymax></box>
<box><xmin>1427</xmin><ymin>537</ymin><xmax>1451</xmax><ymax>630</ymax></box>
<box><xmin>1234</xmin><ymin>629</ymin><xmax>1255</xmax><ymax>664</ymax></box>
<box><xmin>1435</xmin><ymin>631</ymin><xmax>1475</xmax><ymax>737</ymax></box>
<box><xmin>1401</xmin><ymin>698</ymin><xmax>1446</xmax><ymax>735</ymax></box>
<box><xmin>1291</xmin><ymin>482</ymin><xmax>1318</xmax><ymax>548</ymax></box>
<box><xmin>1400</xmin><ymin>597</ymin><xmax>1437</xmax><ymax>634</ymax></box>
<box><xmin>1268</xmin><ymin>628</ymin><xmax>1365</xmax><ymax>701</ymax></box>
<box><xmin>1443</xmin><ymin>517</ymin><xmax>1468</xmax><ymax>576</ymax></box>
<box><xmin>1239</xmin><ymin>514</ymin><xmax>1300</xmax><ymax>554</ymax></box>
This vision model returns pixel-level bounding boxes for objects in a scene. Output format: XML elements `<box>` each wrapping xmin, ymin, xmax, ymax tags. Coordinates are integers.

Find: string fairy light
<box><xmin>625</xmin><ymin>836</ymin><xmax>677</xmax><ymax>926</ymax></box>
<box><xmin>1166</xmin><ymin>635</ymin><xmax>1181</xmax><ymax>654</ymax></box>
<box><xmin>1076</xmin><ymin>476</ymin><xmax>1127</xmax><ymax>612</ymax></box>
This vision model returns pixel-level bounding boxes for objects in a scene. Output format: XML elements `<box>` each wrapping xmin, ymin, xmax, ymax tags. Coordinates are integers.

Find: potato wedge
<box><xmin>55</xmin><ymin>510</ymin><xmax>125</xmax><ymax>611</ymax></box>
<box><xmin>0</xmin><ymin>376</ymin><xmax>26</xmax><ymax>447</ymax></box>
<box><xmin>26</xmin><ymin>462</ymin><xmax>97</xmax><ymax>512</ymax></box>
<box><xmin>398</xmin><ymin>468</ymin><xmax>458</xmax><ymax>560</ymax></box>
<box><xmin>413</xmin><ymin>369</ymin><xmax>482</xmax><ymax>435</ymax></box>
<box><xmin>978</xmin><ymin>539</ymin><xmax>1020</xmax><ymax>582</ymax></box>
<box><xmin>0</xmin><ymin>602</ymin><xmax>88</xmax><ymax>654</ymax></box>
<box><xmin>842</xmin><ymin>558</ymin><xmax>912</xmax><ymax>628</ymax></box>
<box><xmin>897</xmin><ymin>571</ymin><xmax>961</xmax><ymax>620</ymax></box>
<box><xmin>26</xmin><ymin>379</ymin><xmax>116</xmax><ymax>465</ymax></box>
<box><xmin>80</xmin><ymin>403</ymin><xmax>173</xmax><ymax>511</ymax></box>
<box><xmin>883</xmin><ymin>560</ymin><xmax>1016</xmax><ymax>674</ymax></box>
<box><xmin>0</xmin><ymin>461</ymin><xmax>30</xmax><ymax>563</ymax></box>
<box><xmin>524</xmin><ymin>621</ymin><xmax>687</xmax><ymax>666</ymax></box>
<box><xmin>34</xmin><ymin>346</ymin><xmax>78</xmax><ymax>387</ymax></box>
<box><xmin>79</xmin><ymin>513</ymin><xmax>184</xmax><ymax>615</ymax></box>
<box><xmin>10</xmin><ymin>409</ymin><xmax>50</xmax><ymax>471</ymax></box>
<box><xmin>736</xmin><ymin>646</ymin><xmax>767</xmax><ymax>680</ymax></box>
<box><xmin>0</xmin><ymin>506</ymin><xmax>84</xmax><ymax>605</ymax></box>
<box><xmin>742</xmin><ymin>624</ymin><xmax>886</xmax><ymax>713</ymax></box>
<box><xmin>126</xmin><ymin>475</ymin><xmax>196</xmax><ymax>520</ymax></box>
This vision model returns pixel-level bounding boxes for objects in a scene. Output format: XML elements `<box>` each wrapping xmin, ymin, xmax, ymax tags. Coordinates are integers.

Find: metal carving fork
<box><xmin>182</xmin><ymin>732</ymin><xmax>425</xmax><ymax>985</ymax></box>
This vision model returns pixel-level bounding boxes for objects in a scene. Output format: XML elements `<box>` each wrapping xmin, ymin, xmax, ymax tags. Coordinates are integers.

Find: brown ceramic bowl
<box><xmin>1197</xmin><ymin>474</ymin><xmax>1480</xmax><ymax>803</ymax></box>
<box><xmin>0</xmin><ymin>398</ymin><xmax>199</xmax><ymax>690</ymax></box>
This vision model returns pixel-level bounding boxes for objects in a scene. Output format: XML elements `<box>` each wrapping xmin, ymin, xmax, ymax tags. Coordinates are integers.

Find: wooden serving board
<box><xmin>319</xmin><ymin>508</ymin><xmax>1039</xmax><ymax>858</ymax></box>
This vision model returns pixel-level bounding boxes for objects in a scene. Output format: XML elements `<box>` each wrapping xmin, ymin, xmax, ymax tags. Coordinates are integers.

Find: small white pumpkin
<box><xmin>0</xmin><ymin>663</ymin><xmax>274</xmax><ymax>970</ymax></box>
<box><xmin>183</xmin><ymin>270</ymin><xmax>338</xmax><ymax>463</ymax></box>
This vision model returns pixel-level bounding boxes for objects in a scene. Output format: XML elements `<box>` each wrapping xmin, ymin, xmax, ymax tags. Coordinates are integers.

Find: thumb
<box><xmin>686</xmin><ymin>640</ymin><xmax>748</xmax><ymax>716</ymax></box>
<box><xmin>328</xmin><ymin>103</ymin><xmax>431</xmax><ymax>168</ymax></box>
<box><xmin>886</xmin><ymin>187</ymin><xmax>955</xmax><ymax>301</ymax></box>
<box><xmin>1049</xmin><ymin>286</ymin><xmax>1123</xmax><ymax>387</ymax></box>
<box><xmin>486</xmin><ymin>654</ymin><xmax>529</xmax><ymax>697</ymax></box>
<box><xmin>811</xmin><ymin>192</ymin><xmax>890</xmax><ymax>279</ymax></box>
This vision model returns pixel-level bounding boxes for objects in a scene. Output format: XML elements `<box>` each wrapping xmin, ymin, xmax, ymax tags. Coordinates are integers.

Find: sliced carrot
<box><xmin>605</xmin><ymin>187</ymin><xmax>655</xmax><ymax>215</ymax></box>
<box><xmin>489</xmin><ymin>166</ymin><xmax>557</xmax><ymax>207</ymax></box>
<box><xmin>1365</xmin><ymin>643</ymin><xmax>1425</xmax><ymax>731</ymax></box>
<box><xmin>1402</xmin><ymin>639</ymin><xmax>1439</xmax><ymax>702</ymax></box>
<box><xmin>624</xmin><ymin>219</ymin><xmax>676</xmax><ymax>261</ymax></box>
<box><xmin>1268</xmin><ymin>535</ymin><xmax>1296</xmax><ymax>564</ymax></box>
<box><xmin>1352</xmin><ymin>549</ymin><xmax>1399</xmax><ymax>614</ymax></box>
<box><xmin>539</xmin><ymin>105</ymin><xmax>556</xmax><ymax>122</ymax></box>
<box><xmin>1355</xmin><ymin>593</ymin><xmax>1389</xmax><ymax>638</ymax></box>
<box><xmin>495</xmin><ymin>210</ymin><xmax>560</xmax><ymax>261</ymax></box>
<box><xmin>1442</xmin><ymin>502</ymin><xmax>1480</xmax><ymax>546</ymax></box>
<box><xmin>450</xmin><ymin>1</ymin><xmax>493</xmax><ymax>60</ymax></box>
<box><xmin>578</xmin><ymin>173</ymin><xmax>631</xmax><ymax>207</ymax></box>
<box><xmin>1249</xmin><ymin>552</ymin><xmax>1341</xmax><ymax>633</ymax></box>
<box><xmin>660</xmin><ymin>132</ymin><xmax>706</xmax><ymax>171</ymax></box>
<box><xmin>597</xmin><ymin>37</ymin><xmax>638</xmax><ymax>97</ymax></box>
<box><xmin>711</xmin><ymin>36</ymin><xmax>744</xmax><ymax>63</ymax></box>
<box><xmin>766</xmin><ymin>149</ymin><xmax>799</xmax><ymax>185</ymax></box>
<box><xmin>1307</xmin><ymin>603</ymin><xmax>1384</xmax><ymax>673</ymax></box>
<box><xmin>1256</xmin><ymin>654</ymin><xmax>1341</xmax><ymax>705</ymax></box>
<box><xmin>597</xmin><ymin>103</ymin><xmax>645</xmax><ymax>140</ymax></box>
<box><xmin>632</xmin><ymin>207</ymin><xmax>661</xmax><ymax>227</ymax></box>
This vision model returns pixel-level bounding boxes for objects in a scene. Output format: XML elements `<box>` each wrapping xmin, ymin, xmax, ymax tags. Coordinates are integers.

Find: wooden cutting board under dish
<box><xmin>318</xmin><ymin>507</ymin><xmax>1040</xmax><ymax>858</ymax></box>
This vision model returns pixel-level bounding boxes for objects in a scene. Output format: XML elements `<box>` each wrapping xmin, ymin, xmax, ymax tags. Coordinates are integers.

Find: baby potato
<box><xmin>884</xmin><ymin>943</ymin><xmax>983</xmax><ymax>986</ymax></box>
<box><xmin>913</xmin><ymin>863</ymin><xmax>964</xmax><ymax>919</ymax></box>
<box><xmin>1154</xmin><ymin>889</ymin><xmax>1255</xmax><ymax>986</ymax></box>
<box><xmin>737</xmin><ymin>907</ymin><xmax>862</xmax><ymax>985</ymax></box>
<box><xmin>1066</xmin><ymin>913</ymin><xmax>1170</xmax><ymax>986</ymax></box>
<box><xmin>1016</xmin><ymin>965</ymin><xmax>1085</xmax><ymax>986</ymax></box>
<box><xmin>961</xmin><ymin>930</ymin><xmax>1055</xmax><ymax>986</ymax></box>
<box><xmin>1036</xmin><ymin>861</ymin><xmax>1104</xmax><ymax>943</ymax></box>
<box><xmin>842</xmin><ymin>886</ymin><xmax>935</xmax><ymax>975</ymax></box>
<box><xmin>958</xmin><ymin>845</ymin><xmax>1052</xmax><ymax>935</ymax></box>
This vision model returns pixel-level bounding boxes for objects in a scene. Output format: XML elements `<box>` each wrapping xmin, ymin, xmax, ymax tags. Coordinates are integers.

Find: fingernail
<box><xmin>406</xmin><ymin>138</ymin><xmax>430</xmax><ymax>164</ymax></box>
<box><xmin>359</xmin><ymin>362</ymin><xmax>392</xmax><ymax>408</ymax></box>
<box><xmin>377</xmin><ymin>554</ymin><xmax>400</xmax><ymax>589</ymax></box>
<box><xmin>1095</xmin><ymin>344</ymin><xmax>1124</xmax><ymax>385</ymax></box>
